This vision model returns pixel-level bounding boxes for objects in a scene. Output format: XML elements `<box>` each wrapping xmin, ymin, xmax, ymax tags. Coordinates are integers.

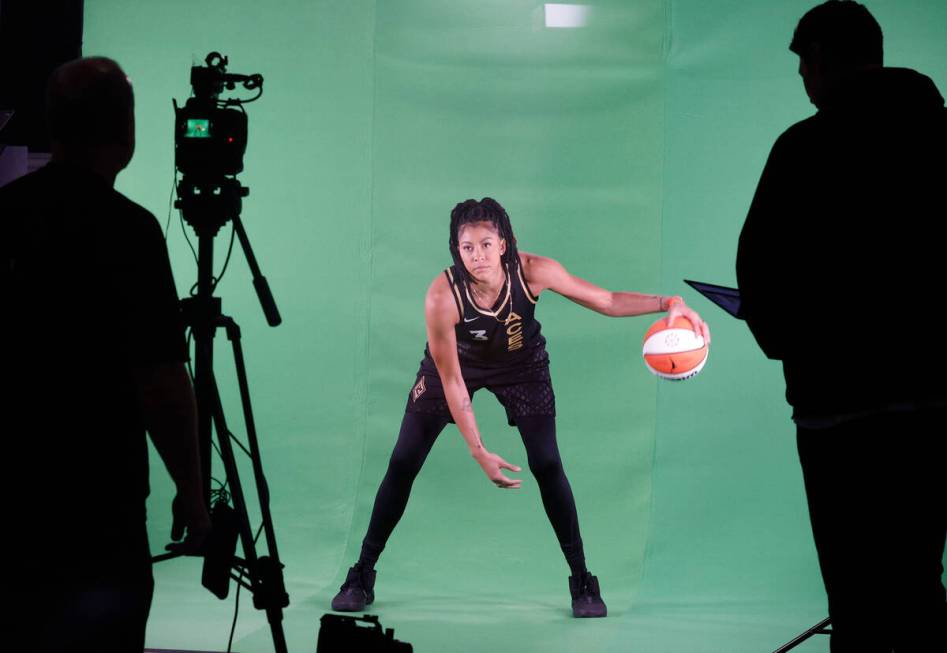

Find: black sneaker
<box><xmin>330</xmin><ymin>564</ymin><xmax>376</xmax><ymax>612</ymax></box>
<box><xmin>569</xmin><ymin>571</ymin><xmax>607</xmax><ymax>618</ymax></box>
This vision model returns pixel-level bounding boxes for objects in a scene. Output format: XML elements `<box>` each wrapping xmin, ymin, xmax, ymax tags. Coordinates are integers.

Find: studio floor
<box><xmin>144</xmin><ymin>558</ymin><xmax>831</xmax><ymax>652</ymax></box>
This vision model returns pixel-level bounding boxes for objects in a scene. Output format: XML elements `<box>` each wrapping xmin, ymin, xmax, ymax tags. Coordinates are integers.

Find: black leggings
<box><xmin>359</xmin><ymin>412</ymin><xmax>586</xmax><ymax>573</ymax></box>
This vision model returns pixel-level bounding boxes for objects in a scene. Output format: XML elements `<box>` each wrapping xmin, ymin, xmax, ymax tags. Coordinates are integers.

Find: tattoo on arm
<box><xmin>459</xmin><ymin>398</ymin><xmax>481</xmax><ymax>449</ymax></box>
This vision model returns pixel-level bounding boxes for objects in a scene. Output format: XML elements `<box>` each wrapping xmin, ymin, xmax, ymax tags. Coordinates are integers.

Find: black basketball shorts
<box><xmin>404</xmin><ymin>362</ymin><xmax>556</xmax><ymax>427</ymax></box>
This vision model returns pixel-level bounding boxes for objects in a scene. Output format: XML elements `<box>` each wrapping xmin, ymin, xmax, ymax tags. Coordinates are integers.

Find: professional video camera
<box><xmin>173</xmin><ymin>51</ymin><xmax>262</xmax><ymax>178</ymax></box>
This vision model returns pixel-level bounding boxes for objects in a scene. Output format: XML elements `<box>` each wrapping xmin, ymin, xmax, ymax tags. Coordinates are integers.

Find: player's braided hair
<box><xmin>449</xmin><ymin>197</ymin><xmax>520</xmax><ymax>284</ymax></box>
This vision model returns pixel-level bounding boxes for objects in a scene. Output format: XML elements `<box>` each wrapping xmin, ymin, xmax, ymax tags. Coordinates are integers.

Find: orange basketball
<box><xmin>641</xmin><ymin>316</ymin><xmax>708</xmax><ymax>380</ymax></box>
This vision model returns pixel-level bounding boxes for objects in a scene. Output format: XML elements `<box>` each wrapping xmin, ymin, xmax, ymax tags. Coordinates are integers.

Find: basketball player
<box><xmin>332</xmin><ymin>197</ymin><xmax>710</xmax><ymax>617</ymax></box>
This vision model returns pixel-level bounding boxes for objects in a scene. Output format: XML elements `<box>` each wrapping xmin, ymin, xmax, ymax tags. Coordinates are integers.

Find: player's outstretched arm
<box><xmin>425</xmin><ymin>274</ymin><xmax>522</xmax><ymax>489</ymax></box>
<box><xmin>520</xmin><ymin>252</ymin><xmax>711</xmax><ymax>343</ymax></box>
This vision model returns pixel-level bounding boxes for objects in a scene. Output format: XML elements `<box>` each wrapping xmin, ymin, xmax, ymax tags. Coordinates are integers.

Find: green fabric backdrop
<box><xmin>81</xmin><ymin>1</ymin><xmax>946</xmax><ymax>651</ymax></box>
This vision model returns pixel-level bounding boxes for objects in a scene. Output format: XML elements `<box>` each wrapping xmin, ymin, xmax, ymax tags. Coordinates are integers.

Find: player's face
<box><xmin>457</xmin><ymin>221</ymin><xmax>507</xmax><ymax>282</ymax></box>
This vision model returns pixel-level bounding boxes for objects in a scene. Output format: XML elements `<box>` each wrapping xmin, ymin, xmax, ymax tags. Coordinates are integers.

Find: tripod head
<box><xmin>176</xmin><ymin>176</ymin><xmax>248</xmax><ymax>238</ymax></box>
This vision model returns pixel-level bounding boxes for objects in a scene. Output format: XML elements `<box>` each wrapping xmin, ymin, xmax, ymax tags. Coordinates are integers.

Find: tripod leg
<box><xmin>205</xmin><ymin>364</ymin><xmax>289</xmax><ymax>653</ymax></box>
<box><xmin>191</xmin><ymin>234</ymin><xmax>223</xmax><ymax>508</ymax></box>
<box><xmin>223</xmin><ymin>318</ymin><xmax>284</xmax><ymax>567</ymax></box>
<box><xmin>222</xmin><ymin>317</ymin><xmax>290</xmax><ymax>644</ymax></box>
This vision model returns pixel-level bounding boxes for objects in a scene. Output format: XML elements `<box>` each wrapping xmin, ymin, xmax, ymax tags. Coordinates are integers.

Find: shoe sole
<box><xmin>331</xmin><ymin>602</ymin><xmax>363</xmax><ymax>611</ymax></box>
<box><xmin>573</xmin><ymin>605</ymin><xmax>607</xmax><ymax>618</ymax></box>
<box><xmin>330</xmin><ymin>594</ymin><xmax>374</xmax><ymax>612</ymax></box>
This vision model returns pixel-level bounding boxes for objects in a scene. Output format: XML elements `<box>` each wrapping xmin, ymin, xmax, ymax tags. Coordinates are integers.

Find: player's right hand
<box><xmin>474</xmin><ymin>450</ymin><xmax>523</xmax><ymax>489</ymax></box>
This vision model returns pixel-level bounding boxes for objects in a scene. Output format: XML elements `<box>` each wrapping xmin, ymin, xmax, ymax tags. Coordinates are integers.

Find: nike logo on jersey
<box><xmin>463</xmin><ymin>316</ymin><xmax>480</xmax><ymax>323</ymax></box>
<box><xmin>469</xmin><ymin>329</ymin><xmax>488</xmax><ymax>341</ymax></box>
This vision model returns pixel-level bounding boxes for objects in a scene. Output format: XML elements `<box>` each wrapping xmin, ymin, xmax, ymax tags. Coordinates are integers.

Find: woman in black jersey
<box><xmin>332</xmin><ymin>197</ymin><xmax>710</xmax><ymax>617</ymax></box>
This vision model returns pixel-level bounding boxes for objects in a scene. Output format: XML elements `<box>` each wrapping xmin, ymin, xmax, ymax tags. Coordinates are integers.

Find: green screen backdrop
<box><xmin>81</xmin><ymin>1</ymin><xmax>947</xmax><ymax>651</ymax></box>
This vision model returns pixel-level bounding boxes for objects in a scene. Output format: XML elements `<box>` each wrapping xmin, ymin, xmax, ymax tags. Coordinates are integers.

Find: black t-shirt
<box><xmin>1</xmin><ymin>162</ymin><xmax>187</xmax><ymax>536</ymax></box>
<box><xmin>736</xmin><ymin>68</ymin><xmax>947</xmax><ymax>417</ymax></box>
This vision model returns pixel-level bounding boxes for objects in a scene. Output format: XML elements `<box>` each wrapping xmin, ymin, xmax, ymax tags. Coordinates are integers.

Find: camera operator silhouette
<box><xmin>1</xmin><ymin>56</ymin><xmax>210</xmax><ymax>653</ymax></box>
<box><xmin>736</xmin><ymin>3</ymin><xmax>947</xmax><ymax>650</ymax></box>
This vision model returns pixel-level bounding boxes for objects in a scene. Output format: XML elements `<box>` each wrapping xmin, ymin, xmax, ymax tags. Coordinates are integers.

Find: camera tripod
<box><xmin>153</xmin><ymin>175</ymin><xmax>289</xmax><ymax>653</ymax></box>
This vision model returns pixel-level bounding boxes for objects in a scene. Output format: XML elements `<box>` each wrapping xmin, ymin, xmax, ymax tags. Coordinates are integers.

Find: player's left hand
<box><xmin>667</xmin><ymin>299</ymin><xmax>711</xmax><ymax>344</ymax></box>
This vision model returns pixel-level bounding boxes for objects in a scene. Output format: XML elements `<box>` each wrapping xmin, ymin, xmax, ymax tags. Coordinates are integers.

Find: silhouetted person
<box><xmin>736</xmin><ymin>2</ymin><xmax>946</xmax><ymax>651</ymax></box>
<box><xmin>0</xmin><ymin>57</ymin><xmax>210</xmax><ymax>652</ymax></box>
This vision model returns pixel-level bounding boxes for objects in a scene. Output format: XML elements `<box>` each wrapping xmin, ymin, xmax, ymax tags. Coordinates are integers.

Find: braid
<box><xmin>448</xmin><ymin>197</ymin><xmax>520</xmax><ymax>284</ymax></box>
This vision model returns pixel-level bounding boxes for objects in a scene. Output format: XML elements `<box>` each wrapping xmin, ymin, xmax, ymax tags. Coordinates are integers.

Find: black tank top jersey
<box><xmin>420</xmin><ymin>263</ymin><xmax>548</xmax><ymax>372</ymax></box>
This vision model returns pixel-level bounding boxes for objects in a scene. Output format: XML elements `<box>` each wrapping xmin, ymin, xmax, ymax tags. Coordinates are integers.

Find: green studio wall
<box><xmin>81</xmin><ymin>1</ymin><xmax>946</xmax><ymax>650</ymax></box>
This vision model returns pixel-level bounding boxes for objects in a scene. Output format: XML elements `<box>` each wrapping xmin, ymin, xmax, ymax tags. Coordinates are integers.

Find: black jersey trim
<box><xmin>517</xmin><ymin>263</ymin><xmax>539</xmax><ymax>304</ymax></box>
<box><xmin>445</xmin><ymin>268</ymin><xmax>464</xmax><ymax>320</ymax></box>
<box><xmin>463</xmin><ymin>267</ymin><xmax>512</xmax><ymax>317</ymax></box>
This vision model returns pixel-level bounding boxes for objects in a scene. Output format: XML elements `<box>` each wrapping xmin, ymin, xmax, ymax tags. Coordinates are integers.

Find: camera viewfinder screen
<box><xmin>184</xmin><ymin>118</ymin><xmax>211</xmax><ymax>138</ymax></box>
